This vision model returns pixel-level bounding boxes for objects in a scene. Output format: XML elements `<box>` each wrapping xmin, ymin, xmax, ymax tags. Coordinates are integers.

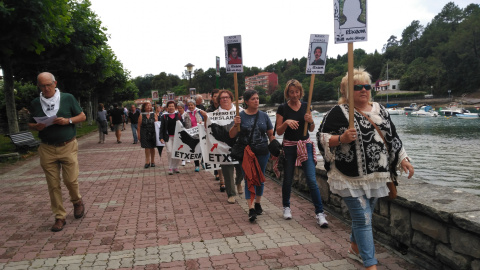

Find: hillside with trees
<box><xmin>1</xmin><ymin>1</ymin><xmax>478</xmax><ymax>134</ymax></box>
<box><xmin>132</xmin><ymin>2</ymin><xmax>479</xmax><ymax>105</ymax></box>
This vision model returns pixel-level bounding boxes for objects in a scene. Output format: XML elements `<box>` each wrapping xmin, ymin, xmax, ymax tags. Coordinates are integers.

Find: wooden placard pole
<box><xmin>348</xmin><ymin>42</ymin><xmax>354</xmax><ymax>129</ymax></box>
<box><xmin>234</xmin><ymin>72</ymin><xmax>240</xmax><ymax>131</ymax></box>
<box><xmin>303</xmin><ymin>74</ymin><xmax>315</xmax><ymax>136</ymax></box>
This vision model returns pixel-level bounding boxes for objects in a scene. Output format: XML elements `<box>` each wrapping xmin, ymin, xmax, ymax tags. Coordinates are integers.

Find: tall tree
<box><xmin>0</xmin><ymin>0</ymin><xmax>73</xmax><ymax>133</ymax></box>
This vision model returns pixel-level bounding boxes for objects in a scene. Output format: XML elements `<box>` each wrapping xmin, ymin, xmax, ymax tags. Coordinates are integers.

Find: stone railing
<box><xmin>266</xmin><ymin>159</ymin><xmax>480</xmax><ymax>270</ymax></box>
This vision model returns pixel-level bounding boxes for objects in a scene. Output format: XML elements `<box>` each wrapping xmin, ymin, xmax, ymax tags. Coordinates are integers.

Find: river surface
<box><xmin>269</xmin><ymin>113</ymin><xmax>480</xmax><ymax>195</ymax></box>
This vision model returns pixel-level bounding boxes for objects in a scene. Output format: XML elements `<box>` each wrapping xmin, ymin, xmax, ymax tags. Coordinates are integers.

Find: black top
<box><xmin>159</xmin><ymin>113</ymin><xmax>183</xmax><ymax>142</ymax></box>
<box><xmin>128</xmin><ymin>110</ymin><xmax>140</xmax><ymax>124</ymax></box>
<box><xmin>110</xmin><ymin>108</ymin><xmax>124</xmax><ymax>124</ymax></box>
<box><xmin>206</xmin><ymin>104</ymin><xmax>218</xmax><ymax>113</ymax></box>
<box><xmin>196</xmin><ymin>104</ymin><xmax>206</xmax><ymax>111</ymax></box>
<box><xmin>276</xmin><ymin>102</ymin><xmax>310</xmax><ymax>141</ymax></box>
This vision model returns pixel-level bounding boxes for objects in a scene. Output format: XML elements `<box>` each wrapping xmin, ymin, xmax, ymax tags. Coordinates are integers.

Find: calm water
<box><xmin>270</xmin><ymin>113</ymin><xmax>480</xmax><ymax>195</ymax></box>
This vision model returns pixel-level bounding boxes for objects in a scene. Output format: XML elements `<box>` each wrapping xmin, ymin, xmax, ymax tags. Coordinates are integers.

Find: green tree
<box><xmin>400</xmin><ymin>20</ymin><xmax>424</xmax><ymax>63</ymax></box>
<box><xmin>0</xmin><ymin>0</ymin><xmax>73</xmax><ymax>133</ymax></box>
<box><xmin>359</xmin><ymin>50</ymin><xmax>384</xmax><ymax>81</ymax></box>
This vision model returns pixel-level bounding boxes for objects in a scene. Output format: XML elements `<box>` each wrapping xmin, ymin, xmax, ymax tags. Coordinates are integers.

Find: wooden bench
<box><xmin>6</xmin><ymin>131</ymin><xmax>40</xmax><ymax>152</ymax></box>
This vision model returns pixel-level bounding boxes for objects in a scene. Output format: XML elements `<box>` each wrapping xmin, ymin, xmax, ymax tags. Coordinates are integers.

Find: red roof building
<box><xmin>245</xmin><ymin>72</ymin><xmax>278</xmax><ymax>94</ymax></box>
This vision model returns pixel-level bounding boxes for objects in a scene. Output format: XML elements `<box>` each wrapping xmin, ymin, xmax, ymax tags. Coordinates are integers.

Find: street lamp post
<box><xmin>448</xmin><ymin>90</ymin><xmax>451</xmax><ymax>100</ymax></box>
<box><xmin>185</xmin><ymin>63</ymin><xmax>194</xmax><ymax>87</ymax></box>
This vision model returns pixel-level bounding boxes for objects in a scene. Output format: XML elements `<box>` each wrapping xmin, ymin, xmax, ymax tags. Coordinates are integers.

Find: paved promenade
<box><xmin>0</xmin><ymin>126</ymin><xmax>418</xmax><ymax>269</ymax></box>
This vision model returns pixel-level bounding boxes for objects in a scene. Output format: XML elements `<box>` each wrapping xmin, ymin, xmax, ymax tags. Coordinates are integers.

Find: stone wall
<box><xmin>266</xmin><ymin>160</ymin><xmax>480</xmax><ymax>270</ymax></box>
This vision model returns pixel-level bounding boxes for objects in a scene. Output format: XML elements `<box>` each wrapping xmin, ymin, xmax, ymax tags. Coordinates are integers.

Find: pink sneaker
<box><xmin>168</xmin><ymin>169</ymin><xmax>173</xmax><ymax>175</ymax></box>
<box><xmin>174</xmin><ymin>168</ymin><xmax>180</xmax><ymax>174</ymax></box>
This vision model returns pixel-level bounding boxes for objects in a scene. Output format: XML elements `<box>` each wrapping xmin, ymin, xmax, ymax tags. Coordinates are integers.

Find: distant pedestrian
<box><xmin>137</xmin><ymin>102</ymin><xmax>157</xmax><ymax>168</ymax></box>
<box><xmin>160</xmin><ymin>101</ymin><xmax>184</xmax><ymax>175</ymax></box>
<box><xmin>184</xmin><ymin>99</ymin><xmax>203</xmax><ymax>172</ymax></box>
<box><xmin>154</xmin><ymin>104</ymin><xmax>165</xmax><ymax>157</ymax></box>
<box><xmin>28</xmin><ymin>72</ymin><xmax>86</xmax><ymax>232</ymax></box>
<box><xmin>123</xmin><ymin>106</ymin><xmax>128</xmax><ymax>129</ymax></box>
<box><xmin>196</xmin><ymin>94</ymin><xmax>206</xmax><ymax>111</ymax></box>
<box><xmin>109</xmin><ymin>103</ymin><xmax>125</xmax><ymax>143</ymax></box>
<box><xmin>96</xmin><ymin>103</ymin><xmax>108</xmax><ymax>143</ymax></box>
<box><xmin>177</xmin><ymin>102</ymin><xmax>188</xmax><ymax>166</ymax></box>
<box><xmin>128</xmin><ymin>105</ymin><xmax>140</xmax><ymax>144</ymax></box>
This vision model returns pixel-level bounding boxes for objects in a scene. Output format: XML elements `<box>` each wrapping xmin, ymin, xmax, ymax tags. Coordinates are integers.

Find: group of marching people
<box><xmin>98</xmin><ymin>67</ymin><xmax>415</xmax><ymax>270</ymax></box>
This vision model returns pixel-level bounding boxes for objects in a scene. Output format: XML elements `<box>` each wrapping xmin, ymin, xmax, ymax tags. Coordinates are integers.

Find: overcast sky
<box><xmin>85</xmin><ymin>1</ymin><xmax>473</xmax><ymax>78</ymax></box>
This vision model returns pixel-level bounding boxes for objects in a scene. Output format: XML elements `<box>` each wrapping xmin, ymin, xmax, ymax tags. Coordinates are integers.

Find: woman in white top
<box><xmin>200</xmin><ymin>90</ymin><xmax>243</xmax><ymax>204</ymax></box>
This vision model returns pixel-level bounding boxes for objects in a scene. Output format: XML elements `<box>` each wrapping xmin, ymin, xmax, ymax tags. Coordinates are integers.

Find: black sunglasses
<box><xmin>354</xmin><ymin>84</ymin><xmax>372</xmax><ymax>91</ymax></box>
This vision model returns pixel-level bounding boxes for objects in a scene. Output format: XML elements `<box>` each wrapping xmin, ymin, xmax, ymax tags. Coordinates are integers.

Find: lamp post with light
<box><xmin>185</xmin><ymin>63</ymin><xmax>194</xmax><ymax>88</ymax></box>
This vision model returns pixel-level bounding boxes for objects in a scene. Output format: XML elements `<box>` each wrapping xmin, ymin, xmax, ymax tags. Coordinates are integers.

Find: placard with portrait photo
<box><xmin>151</xmin><ymin>90</ymin><xmax>159</xmax><ymax>101</ymax></box>
<box><xmin>333</xmin><ymin>0</ymin><xmax>368</xmax><ymax>44</ymax></box>
<box><xmin>306</xmin><ymin>34</ymin><xmax>329</xmax><ymax>75</ymax></box>
<box><xmin>224</xmin><ymin>35</ymin><xmax>243</xmax><ymax>73</ymax></box>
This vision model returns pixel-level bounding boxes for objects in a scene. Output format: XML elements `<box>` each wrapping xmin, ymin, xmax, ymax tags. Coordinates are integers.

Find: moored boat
<box><xmin>386</xmin><ymin>108</ymin><xmax>405</xmax><ymax>115</ymax></box>
<box><xmin>441</xmin><ymin>102</ymin><xmax>470</xmax><ymax>116</ymax></box>
<box><xmin>266</xmin><ymin>109</ymin><xmax>276</xmax><ymax>117</ymax></box>
<box><xmin>456</xmin><ymin>113</ymin><xmax>479</xmax><ymax>119</ymax></box>
<box><xmin>311</xmin><ymin>110</ymin><xmax>323</xmax><ymax>118</ymax></box>
<box><xmin>409</xmin><ymin>106</ymin><xmax>439</xmax><ymax>117</ymax></box>
<box><xmin>404</xmin><ymin>103</ymin><xmax>418</xmax><ymax>112</ymax></box>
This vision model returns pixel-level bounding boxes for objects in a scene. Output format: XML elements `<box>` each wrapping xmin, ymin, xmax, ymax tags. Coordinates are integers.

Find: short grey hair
<box><xmin>186</xmin><ymin>99</ymin><xmax>196</xmax><ymax>105</ymax></box>
<box><xmin>196</xmin><ymin>94</ymin><xmax>203</xmax><ymax>101</ymax></box>
<box><xmin>177</xmin><ymin>101</ymin><xmax>185</xmax><ymax>107</ymax></box>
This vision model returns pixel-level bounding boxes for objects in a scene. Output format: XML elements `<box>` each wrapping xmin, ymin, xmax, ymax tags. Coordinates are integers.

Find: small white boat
<box><xmin>456</xmin><ymin>113</ymin><xmax>479</xmax><ymax>119</ymax></box>
<box><xmin>266</xmin><ymin>109</ymin><xmax>276</xmax><ymax>117</ymax></box>
<box><xmin>387</xmin><ymin>108</ymin><xmax>405</xmax><ymax>115</ymax></box>
<box><xmin>441</xmin><ymin>102</ymin><xmax>470</xmax><ymax>116</ymax></box>
<box><xmin>403</xmin><ymin>103</ymin><xmax>418</xmax><ymax>112</ymax></box>
<box><xmin>311</xmin><ymin>110</ymin><xmax>323</xmax><ymax>118</ymax></box>
<box><xmin>409</xmin><ymin>106</ymin><xmax>439</xmax><ymax>117</ymax></box>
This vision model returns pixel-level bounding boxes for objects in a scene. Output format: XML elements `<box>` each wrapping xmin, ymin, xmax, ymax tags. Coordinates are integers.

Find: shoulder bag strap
<box><xmin>356</xmin><ymin>108</ymin><xmax>399</xmax><ymax>189</ymax></box>
<box><xmin>248</xmin><ymin>112</ymin><xmax>259</xmax><ymax>145</ymax></box>
<box><xmin>355</xmin><ymin>108</ymin><xmax>389</xmax><ymax>152</ymax></box>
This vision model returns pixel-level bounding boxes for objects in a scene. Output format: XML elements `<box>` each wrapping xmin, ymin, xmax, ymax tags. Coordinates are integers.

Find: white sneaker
<box><xmin>181</xmin><ymin>160</ymin><xmax>186</xmax><ymax>166</ymax></box>
<box><xmin>283</xmin><ymin>207</ymin><xmax>292</xmax><ymax>220</ymax></box>
<box><xmin>316</xmin><ymin>212</ymin><xmax>328</xmax><ymax>228</ymax></box>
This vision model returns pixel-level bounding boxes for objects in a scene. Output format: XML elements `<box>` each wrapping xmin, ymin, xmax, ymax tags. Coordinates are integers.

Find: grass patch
<box><xmin>0</xmin><ymin>123</ymin><xmax>98</xmax><ymax>158</ymax></box>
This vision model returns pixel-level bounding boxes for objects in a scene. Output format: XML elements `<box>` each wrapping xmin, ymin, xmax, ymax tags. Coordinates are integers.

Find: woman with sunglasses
<box><xmin>316</xmin><ymin>67</ymin><xmax>414</xmax><ymax>270</ymax></box>
<box><xmin>275</xmin><ymin>79</ymin><xmax>328</xmax><ymax>227</ymax></box>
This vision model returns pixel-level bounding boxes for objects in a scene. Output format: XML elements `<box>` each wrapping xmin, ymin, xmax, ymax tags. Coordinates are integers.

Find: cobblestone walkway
<box><xmin>0</xmin><ymin>126</ymin><xmax>418</xmax><ymax>269</ymax></box>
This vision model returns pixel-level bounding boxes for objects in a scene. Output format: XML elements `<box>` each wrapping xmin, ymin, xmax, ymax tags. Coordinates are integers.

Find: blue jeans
<box><xmin>282</xmin><ymin>144</ymin><xmax>324</xmax><ymax>214</ymax></box>
<box><xmin>243</xmin><ymin>153</ymin><xmax>270</xmax><ymax>199</ymax></box>
<box><xmin>343</xmin><ymin>196</ymin><xmax>379</xmax><ymax>267</ymax></box>
<box><xmin>131</xmin><ymin>123</ymin><xmax>138</xmax><ymax>143</ymax></box>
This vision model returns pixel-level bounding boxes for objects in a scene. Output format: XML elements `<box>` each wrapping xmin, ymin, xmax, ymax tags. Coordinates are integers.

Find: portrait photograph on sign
<box><xmin>224</xmin><ymin>35</ymin><xmax>243</xmax><ymax>73</ymax></box>
<box><xmin>306</xmin><ymin>34</ymin><xmax>329</xmax><ymax>75</ymax></box>
<box><xmin>151</xmin><ymin>90</ymin><xmax>159</xmax><ymax>101</ymax></box>
<box><xmin>333</xmin><ymin>0</ymin><xmax>368</xmax><ymax>44</ymax></box>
